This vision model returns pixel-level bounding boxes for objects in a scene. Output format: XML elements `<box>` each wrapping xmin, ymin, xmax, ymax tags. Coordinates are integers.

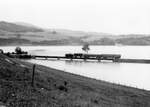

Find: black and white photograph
<box><xmin>0</xmin><ymin>0</ymin><xmax>150</xmax><ymax>106</ymax></box>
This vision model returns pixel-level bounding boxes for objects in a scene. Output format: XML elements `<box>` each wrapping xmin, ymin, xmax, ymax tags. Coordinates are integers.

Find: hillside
<box><xmin>1</xmin><ymin>54</ymin><xmax>150</xmax><ymax>106</ymax></box>
<box><xmin>0</xmin><ymin>21</ymin><xmax>150</xmax><ymax>45</ymax></box>
<box><xmin>0</xmin><ymin>21</ymin><xmax>43</xmax><ymax>32</ymax></box>
<box><xmin>14</xmin><ymin>22</ymin><xmax>41</xmax><ymax>28</ymax></box>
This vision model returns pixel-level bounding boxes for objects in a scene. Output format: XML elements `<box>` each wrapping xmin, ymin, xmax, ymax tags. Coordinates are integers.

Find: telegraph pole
<box><xmin>31</xmin><ymin>64</ymin><xmax>36</xmax><ymax>87</ymax></box>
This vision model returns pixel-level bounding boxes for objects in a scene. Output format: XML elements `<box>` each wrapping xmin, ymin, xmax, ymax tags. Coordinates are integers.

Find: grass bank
<box><xmin>0</xmin><ymin>54</ymin><xmax>150</xmax><ymax>107</ymax></box>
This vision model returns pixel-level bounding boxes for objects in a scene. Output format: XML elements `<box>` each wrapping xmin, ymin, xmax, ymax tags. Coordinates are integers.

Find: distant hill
<box><xmin>15</xmin><ymin>22</ymin><xmax>42</xmax><ymax>29</ymax></box>
<box><xmin>0</xmin><ymin>21</ymin><xmax>150</xmax><ymax>46</ymax></box>
<box><xmin>0</xmin><ymin>21</ymin><xmax>43</xmax><ymax>32</ymax></box>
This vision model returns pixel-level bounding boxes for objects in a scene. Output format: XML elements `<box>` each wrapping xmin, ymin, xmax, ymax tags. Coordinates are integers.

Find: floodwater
<box><xmin>1</xmin><ymin>46</ymin><xmax>150</xmax><ymax>90</ymax></box>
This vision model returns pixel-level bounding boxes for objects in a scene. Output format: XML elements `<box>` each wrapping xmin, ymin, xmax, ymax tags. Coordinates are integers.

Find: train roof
<box><xmin>66</xmin><ymin>53</ymin><xmax>121</xmax><ymax>56</ymax></box>
<box><xmin>100</xmin><ymin>54</ymin><xmax>121</xmax><ymax>56</ymax></box>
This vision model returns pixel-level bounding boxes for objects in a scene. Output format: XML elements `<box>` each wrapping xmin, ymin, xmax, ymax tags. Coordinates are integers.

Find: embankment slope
<box><xmin>0</xmin><ymin>54</ymin><xmax>150</xmax><ymax>107</ymax></box>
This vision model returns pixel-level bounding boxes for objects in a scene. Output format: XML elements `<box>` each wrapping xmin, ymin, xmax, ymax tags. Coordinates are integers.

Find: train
<box><xmin>65</xmin><ymin>53</ymin><xmax>121</xmax><ymax>61</ymax></box>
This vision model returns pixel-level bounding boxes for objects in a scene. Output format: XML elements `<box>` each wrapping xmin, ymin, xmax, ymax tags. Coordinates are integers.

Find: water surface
<box><xmin>1</xmin><ymin>46</ymin><xmax>150</xmax><ymax>90</ymax></box>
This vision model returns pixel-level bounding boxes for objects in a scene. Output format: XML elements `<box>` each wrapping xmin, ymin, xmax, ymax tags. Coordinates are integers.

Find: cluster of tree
<box><xmin>82</xmin><ymin>43</ymin><xmax>90</xmax><ymax>53</ymax></box>
<box><xmin>15</xmin><ymin>47</ymin><xmax>28</xmax><ymax>54</ymax></box>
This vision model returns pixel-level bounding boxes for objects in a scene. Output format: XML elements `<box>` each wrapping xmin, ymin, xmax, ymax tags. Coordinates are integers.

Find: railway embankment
<box><xmin>4</xmin><ymin>51</ymin><xmax>150</xmax><ymax>64</ymax></box>
<box><xmin>118</xmin><ymin>58</ymin><xmax>150</xmax><ymax>63</ymax></box>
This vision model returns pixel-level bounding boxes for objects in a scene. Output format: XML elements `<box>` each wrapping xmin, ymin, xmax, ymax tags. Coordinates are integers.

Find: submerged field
<box><xmin>0</xmin><ymin>54</ymin><xmax>150</xmax><ymax>107</ymax></box>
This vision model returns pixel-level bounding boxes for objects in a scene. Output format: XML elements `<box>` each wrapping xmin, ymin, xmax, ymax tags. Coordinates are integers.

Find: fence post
<box><xmin>31</xmin><ymin>64</ymin><xmax>36</xmax><ymax>87</ymax></box>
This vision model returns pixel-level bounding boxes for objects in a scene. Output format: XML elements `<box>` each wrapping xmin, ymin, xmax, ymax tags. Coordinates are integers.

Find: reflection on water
<box><xmin>1</xmin><ymin>46</ymin><xmax>150</xmax><ymax>90</ymax></box>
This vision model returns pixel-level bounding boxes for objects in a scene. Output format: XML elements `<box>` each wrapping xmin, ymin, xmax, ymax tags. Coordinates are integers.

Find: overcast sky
<box><xmin>0</xmin><ymin>0</ymin><xmax>150</xmax><ymax>34</ymax></box>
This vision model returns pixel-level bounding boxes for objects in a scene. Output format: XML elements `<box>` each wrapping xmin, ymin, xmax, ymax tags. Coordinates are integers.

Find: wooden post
<box><xmin>31</xmin><ymin>64</ymin><xmax>36</xmax><ymax>87</ymax></box>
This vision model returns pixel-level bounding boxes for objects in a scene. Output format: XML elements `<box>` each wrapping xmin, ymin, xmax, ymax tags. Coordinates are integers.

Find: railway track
<box><xmin>4</xmin><ymin>53</ymin><xmax>150</xmax><ymax>64</ymax></box>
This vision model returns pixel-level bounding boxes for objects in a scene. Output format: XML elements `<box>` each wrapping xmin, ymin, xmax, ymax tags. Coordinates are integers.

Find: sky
<box><xmin>0</xmin><ymin>0</ymin><xmax>150</xmax><ymax>34</ymax></box>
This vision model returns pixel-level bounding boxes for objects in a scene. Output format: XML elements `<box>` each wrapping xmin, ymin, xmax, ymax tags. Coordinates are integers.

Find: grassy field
<box><xmin>0</xmin><ymin>54</ymin><xmax>150</xmax><ymax>107</ymax></box>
